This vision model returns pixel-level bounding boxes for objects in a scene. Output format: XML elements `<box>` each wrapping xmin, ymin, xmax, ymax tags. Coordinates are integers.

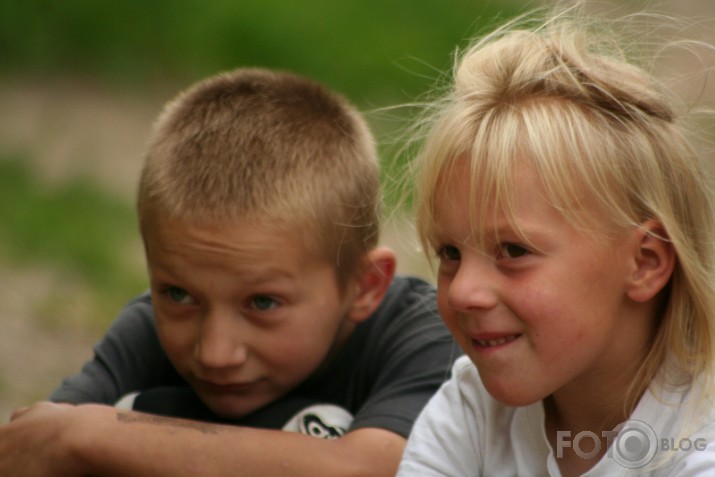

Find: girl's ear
<box><xmin>346</xmin><ymin>247</ymin><xmax>396</xmax><ymax>323</ymax></box>
<box><xmin>626</xmin><ymin>220</ymin><xmax>675</xmax><ymax>303</ymax></box>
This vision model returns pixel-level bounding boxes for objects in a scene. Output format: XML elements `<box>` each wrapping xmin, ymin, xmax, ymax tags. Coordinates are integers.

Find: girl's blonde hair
<box><xmin>415</xmin><ymin>5</ymin><xmax>715</xmax><ymax>411</ymax></box>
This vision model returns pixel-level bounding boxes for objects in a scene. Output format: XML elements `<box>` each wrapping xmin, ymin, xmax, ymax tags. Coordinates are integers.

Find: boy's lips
<box><xmin>198</xmin><ymin>378</ymin><xmax>260</xmax><ymax>393</ymax></box>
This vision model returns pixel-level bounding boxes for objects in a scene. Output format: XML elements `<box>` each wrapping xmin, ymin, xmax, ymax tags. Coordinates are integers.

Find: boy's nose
<box><xmin>446</xmin><ymin>258</ymin><xmax>499</xmax><ymax>312</ymax></box>
<box><xmin>195</xmin><ymin>311</ymin><xmax>248</xmax><ymax>370</ymax></box>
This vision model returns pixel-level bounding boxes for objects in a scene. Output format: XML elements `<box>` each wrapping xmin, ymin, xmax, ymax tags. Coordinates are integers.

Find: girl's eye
<box><xmin>250</xmin><ymin>295</ymin><xmax>279</xmax><ymax>311</ymax></box>
<box><xmin>165</xmin><ymin>286</ymin><xmax>196</xmax><ymax>305</ymax></box>
<box><xmin>437</xmin><ymin>245</ymin><xmax>461</xmax><ymax>262</ymax></box>
<box><xmin>499</xmin><ymin>243</ymin><xmax>530</xmax><ymax>259</ymax></box>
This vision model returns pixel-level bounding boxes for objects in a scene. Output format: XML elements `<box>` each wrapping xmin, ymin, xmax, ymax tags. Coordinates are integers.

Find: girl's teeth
<box><xmin>477</xmin><ymin>335</ymin><xmax>517</xmax><ymax>347</ymax></box>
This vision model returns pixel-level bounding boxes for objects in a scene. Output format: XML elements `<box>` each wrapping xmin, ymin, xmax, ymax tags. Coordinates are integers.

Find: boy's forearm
<box><xmin>85</xmin><ymin>408</ymin><xmax>406</xmax><ymax>477</ymax></box>
<box><xmin>79</xmin><ymin>407</ymin><xmax>242</xmax><ymax>476</ymax></box>
<box><xmin>4</xmin><ymin>402</ymin><xmax>405</xmax><ymax>477</ymax></box>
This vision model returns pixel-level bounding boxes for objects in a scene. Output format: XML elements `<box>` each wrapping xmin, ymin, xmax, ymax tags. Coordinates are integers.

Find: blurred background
<box><xmin>0</xmin><ymin>0</ymin><xmax>712</xmax><ymax>421</ymax></box>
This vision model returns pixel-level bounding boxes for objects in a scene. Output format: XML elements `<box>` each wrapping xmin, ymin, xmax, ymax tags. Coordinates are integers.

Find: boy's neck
<box><xmin>311</xmin><ymin>318</ymin><xmax>358</xmax><ymax>376</ymax></box>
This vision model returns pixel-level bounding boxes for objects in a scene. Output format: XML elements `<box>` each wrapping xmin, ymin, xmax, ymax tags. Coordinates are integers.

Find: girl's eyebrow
<box><xmin>489</xmin><ymin>220</ymin><xmax>552</xmax><ymax>248</ymax></box>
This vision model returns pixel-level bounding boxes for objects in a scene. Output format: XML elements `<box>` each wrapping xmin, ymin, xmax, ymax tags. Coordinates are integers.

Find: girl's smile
<box><xmin>471</xmin><ymin>332</ymin><xmax>521</xmax><ymax>349</ymax></box>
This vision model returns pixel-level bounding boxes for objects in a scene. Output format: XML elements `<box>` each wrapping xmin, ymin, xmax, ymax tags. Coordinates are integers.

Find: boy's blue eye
<box><xmin>437</xmin><ymin>245</ymin><xmax>461</xmax><ymax>261</ymax></box>
<box><xmin>166</xmin><ymin>286</ymin><xmax>194</xmax><ymax>304</ymax></box>
<box><xmin>250</xmin><ymin>295</ymin><xmax>279</xmax><ymax>311</ymax></box>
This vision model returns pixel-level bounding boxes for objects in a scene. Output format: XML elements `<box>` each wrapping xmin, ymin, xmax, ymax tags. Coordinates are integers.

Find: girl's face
<box><xmin>432</xmin><ymin>162</ymin><xmax>657</xmax><ymax>407</ymax></box>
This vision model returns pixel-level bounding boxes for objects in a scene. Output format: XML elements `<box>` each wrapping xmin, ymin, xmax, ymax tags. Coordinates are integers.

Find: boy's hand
<box><xmin>0</xmin><ymin>401</ymin><xmax>88</xmax><ymax>477</ymax></box>
<box><xmin>10</xmin><ymin>401</ymin><xmax>71</xmax><ymax>420</ymax></box>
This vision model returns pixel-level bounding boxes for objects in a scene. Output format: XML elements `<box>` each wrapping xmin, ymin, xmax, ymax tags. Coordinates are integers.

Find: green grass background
<box><xmin>0</xmin><ymin>0</ymin><xmax>525</xmax><ymax>328</ymax></box>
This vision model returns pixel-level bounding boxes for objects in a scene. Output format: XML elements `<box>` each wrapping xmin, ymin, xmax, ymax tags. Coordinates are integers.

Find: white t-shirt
<box><xmin>398</xmin><ymin>356</ymin><xmax>715</xmax><ymax>476</ymax></box>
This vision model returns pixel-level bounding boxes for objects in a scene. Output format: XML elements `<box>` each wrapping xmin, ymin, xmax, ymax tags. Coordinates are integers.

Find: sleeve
<box><xmin>397</xmin><ymin>357</ymin><xmax>483</xmax><ymax>476</ymax></box>
<box><xmin>349</xmin><ymin>277</ymin><xmax>462</xmax><ymax>438</ymax></box>
<box><xmin>49</xmin><ymin>292</ymin><xmax>182</xmax><ymax>404</ymax></box>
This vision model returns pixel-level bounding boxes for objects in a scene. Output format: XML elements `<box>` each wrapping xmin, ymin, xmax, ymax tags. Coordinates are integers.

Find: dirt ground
<box><xmin>0</xmin><ymin>79</ymin><xmax>156</xmax><ymax>421</ymax></box>
<box><xmin>0</xmin><ymin>267</ymin><xmax>97</xmax><ymax>421</ymax></box>
<box><xmin>0</xmin><ymin>0</ymin><xmax>713</xmax><ymax>423</ymax></box>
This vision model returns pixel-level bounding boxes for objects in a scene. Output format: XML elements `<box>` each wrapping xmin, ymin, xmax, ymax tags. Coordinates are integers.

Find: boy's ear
<box><xmin>346</xmin><ymin>246</ymin><xmax>396</xmax><ymax>323</ymax></box>
<box><xmin>626</xmin><ymin>220</ymin><xmax>675</xmax><ymax>303</ymax></box>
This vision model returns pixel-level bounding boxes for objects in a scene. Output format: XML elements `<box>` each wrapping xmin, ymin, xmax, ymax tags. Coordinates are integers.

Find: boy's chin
<box><xmin>200</xmin><ymin>394</ymin><xmax>265</xmax><ymax>420</ymax></box>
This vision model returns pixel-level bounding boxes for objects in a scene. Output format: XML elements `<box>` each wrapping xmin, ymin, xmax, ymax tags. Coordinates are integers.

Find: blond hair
<box><xmin>138</xmin><ymin>68</ymin><xmax>380</xmax><ymax>288</ymax></box>
<box><xmin>414</xmin><ymin>7</ymin><xmax>715</xmax><ymax>412</ymax></box>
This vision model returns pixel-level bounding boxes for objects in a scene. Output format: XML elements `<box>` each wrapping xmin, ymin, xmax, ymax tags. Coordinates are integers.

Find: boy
<box><xmin>0</xmin><ymin>68</ymin><xmax>456</xmax><ymax>476</ymax></box>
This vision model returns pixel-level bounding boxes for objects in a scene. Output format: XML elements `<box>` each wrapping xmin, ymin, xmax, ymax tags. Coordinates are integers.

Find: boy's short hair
<box><xmin>138</xmin><ymin>68</ymin><xmax>380</xmax><ymax>288</ymax></box>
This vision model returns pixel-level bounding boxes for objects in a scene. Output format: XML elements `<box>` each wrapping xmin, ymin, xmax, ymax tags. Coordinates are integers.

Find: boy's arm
<box><xmin>0</xmin><ymin>402</ymin><xmax>405</xmax><ymax>477</ymax></box>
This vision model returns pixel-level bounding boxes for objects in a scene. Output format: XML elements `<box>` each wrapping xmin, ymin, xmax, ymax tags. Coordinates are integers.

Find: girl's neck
<box><xmin>543</xmin><ymin>328</ymin><xmax>648</xmax><ymax>477</ymax></box>
<box><xmin>543</xmin><ymin>391</ymin><xmax>629</xmax><ymax>477</ymax></box>
<box><xmin>544</xmin><ymin>382</ymin><xmax>631</xmax><ymax>434</ymax></box>
<box><xmin>543</xmin><ymin>356</ymin><xmax>651</xmax><ymax>477</ymax></box>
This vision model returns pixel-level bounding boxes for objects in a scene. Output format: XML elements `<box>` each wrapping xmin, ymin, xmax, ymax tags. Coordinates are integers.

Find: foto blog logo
<box><xmin>556</xmin><ymin>420</ymin><xmax>707</xmax><ymax>469</ymax></box>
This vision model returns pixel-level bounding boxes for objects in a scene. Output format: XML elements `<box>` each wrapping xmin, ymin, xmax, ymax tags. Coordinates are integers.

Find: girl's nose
<box><xmin>446</xmin><ymin>257</ymin><xmax>499</xmax><ymax>312</ymax></box>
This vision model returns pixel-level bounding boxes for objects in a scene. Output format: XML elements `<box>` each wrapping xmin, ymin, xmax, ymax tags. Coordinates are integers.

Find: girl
<box><xmin>398</xmin><ymin>5</ymin><xmax>715</xmax><ymax>477</ymax></box>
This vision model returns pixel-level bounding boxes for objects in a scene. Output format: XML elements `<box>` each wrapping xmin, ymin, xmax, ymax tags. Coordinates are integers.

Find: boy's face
<box><xmin>142</xmin><ymin>217</ymin><xmax>357</xmax><ymax>419</ymax></box>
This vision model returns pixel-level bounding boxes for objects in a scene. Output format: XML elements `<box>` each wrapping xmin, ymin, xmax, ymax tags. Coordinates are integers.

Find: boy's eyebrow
<box><xmin>149</xmin><ymin>259</ymin><xmax>300</xmax><ymax>284</ymax></box>
<box><xmin>246</xmin><ymin>267</ymin><xmax>299</xmax><ymax>284</ymax></box>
